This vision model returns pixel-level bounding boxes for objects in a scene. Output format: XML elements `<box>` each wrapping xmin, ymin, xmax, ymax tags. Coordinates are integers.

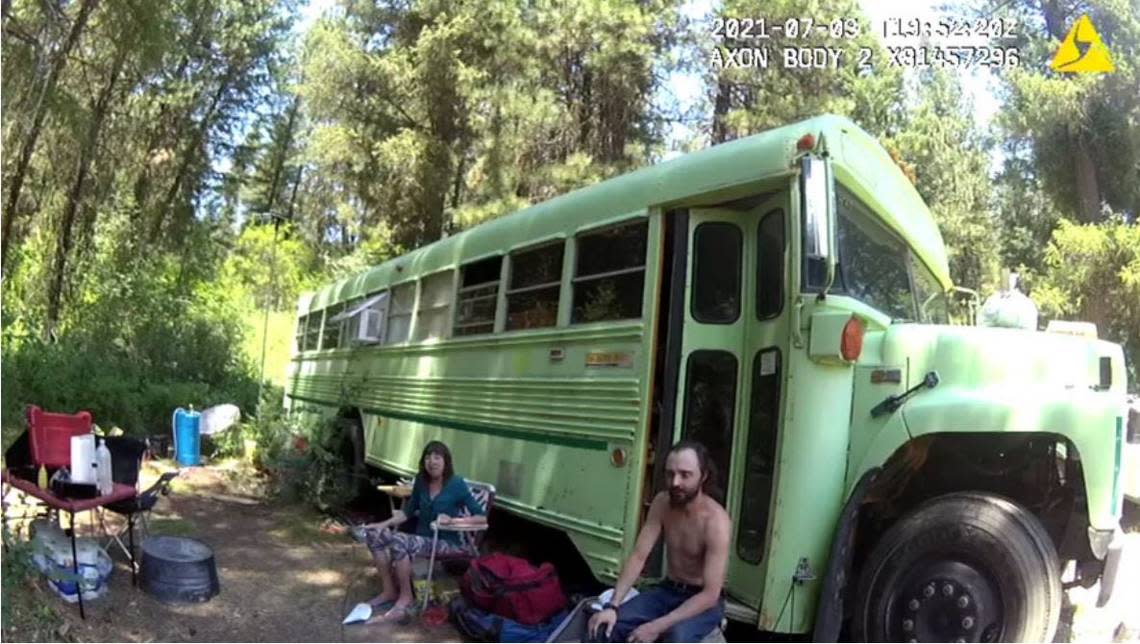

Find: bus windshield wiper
<box><xmin>871</xmin><ymin>371</ymin><xmax>940</xmax><ymax>418</ymax></box>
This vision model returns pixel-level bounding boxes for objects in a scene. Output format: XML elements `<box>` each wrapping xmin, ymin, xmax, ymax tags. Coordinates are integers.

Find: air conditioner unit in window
<box><xmin>353</xmin><ymin>307</ymin><xmax>386</xmax><ymax>344</ymax></box>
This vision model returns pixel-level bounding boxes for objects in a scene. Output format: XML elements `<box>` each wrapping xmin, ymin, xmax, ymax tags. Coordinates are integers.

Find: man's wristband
<box><xmin>603</xmin><ymin>602</ymin><xmax>620</xmax><ymax>612</ymax></box>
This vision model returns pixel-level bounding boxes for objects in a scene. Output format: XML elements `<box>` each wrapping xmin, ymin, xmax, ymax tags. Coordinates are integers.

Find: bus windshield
<box><xmin>805</xmin><ymin>186</ymin><xmax>948</xmax><ymax>324</ymax></box>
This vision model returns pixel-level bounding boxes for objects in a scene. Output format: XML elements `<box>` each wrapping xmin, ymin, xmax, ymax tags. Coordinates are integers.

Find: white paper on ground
<box><xmin>342</xmin><ymin>602</ymin><xmax>373</xmax><ymax>624</ymax></box>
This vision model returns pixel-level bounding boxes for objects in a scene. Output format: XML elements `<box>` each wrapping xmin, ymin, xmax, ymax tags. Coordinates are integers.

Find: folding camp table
<box><xmin>1</xmin><ymin>470</ymin><xmax>136</xmax><ymax>619</ymax></box>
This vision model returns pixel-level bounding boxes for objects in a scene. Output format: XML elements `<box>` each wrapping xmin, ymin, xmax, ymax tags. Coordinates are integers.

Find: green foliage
<box><xmin>1027</xmin><ymin>217</ymin><xmax>1140</xmax><ymax>388</ymax></box>
<box><xmin>266</xmin><ymin>426</ymin><xmax>357</xmax><ymax>513</ymax></box>
<box><xmin>1</xmin><ymin>527</ymin><xmax>63</xmax><ymax>642</ymax></box>
<box><xmin>987</xmin><ymin>0</ymin><xmax>1140</xmax><ymax>222</ymax></box>
<box><xmin>299</xmin><ymin>0</ymin><xmax>682</xmax><ymax>249</ymax></box>
<box><xmin>1</xmin><ymin>0</ymin><xmax>295</xmax><ymax>435</ymax></box>
<box><xmin>1</xmin><ymin>249</ymin><xmax>261</xmax><ymax>433</ymax></box>
<box><xmin>709</xmin><ymin>0</ymin><xmax>904</xmax><ymax>140</ymax></box>
<box><xmin>242</xmin><ymin>308</ymin><xmax>297</xmax><ymax>387</ymax></box>
<box><xmin>252</xmin><ymin>405</ymin><xmax>359</xmax><ymax>513</ymax></box>
<box><xmin>3</xmin><ymin>0</ymin><xmax>1139</xmax><ymax>448</ymax></box>
<box><xmin>222</xmin><ymin>223</ymin><xmax>318</xmax><ymax>311</ymax></box>
<box><xmin>886</xmin><ymin>70</ymin><xmax>1002</xmax><ymax>293</ymax></box>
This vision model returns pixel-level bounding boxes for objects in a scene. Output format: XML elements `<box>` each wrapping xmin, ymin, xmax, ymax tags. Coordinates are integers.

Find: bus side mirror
<box><xmin>801</xmin><ymin>155</ymin><xmax>836</xmax><ymax>294</ymax></box>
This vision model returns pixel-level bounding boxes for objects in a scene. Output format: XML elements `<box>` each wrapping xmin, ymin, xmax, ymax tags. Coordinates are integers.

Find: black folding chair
<box><xmin>98</xmin><ymin>437</ymin><xmax>178</xmax><ymax>581</ymax></box>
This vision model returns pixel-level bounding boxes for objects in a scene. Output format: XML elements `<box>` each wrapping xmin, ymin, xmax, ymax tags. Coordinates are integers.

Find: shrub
<box><xmin>1</xmin><ymin>527</ymin><xmax>63</xmax><ymax>642</ymax></box>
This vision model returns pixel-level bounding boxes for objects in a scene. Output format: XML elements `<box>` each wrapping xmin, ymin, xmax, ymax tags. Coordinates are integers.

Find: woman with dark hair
<box><xmin>361</xmin><ymin>440</ymin><xmax>485</xmax><ymax>622</ymax></box>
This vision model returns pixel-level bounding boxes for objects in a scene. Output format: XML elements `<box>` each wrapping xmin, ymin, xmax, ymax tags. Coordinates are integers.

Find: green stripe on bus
<box><xmin>287</xmin><ymin>394</ymin><xmax>610</xmax><ymax>451</ymax></box>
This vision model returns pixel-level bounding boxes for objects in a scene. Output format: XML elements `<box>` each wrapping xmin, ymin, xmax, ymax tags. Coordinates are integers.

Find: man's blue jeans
<box><xmin>598</xmin><ymin>581</ymin><xmax>724</xmax><ymax>642</ymax></box>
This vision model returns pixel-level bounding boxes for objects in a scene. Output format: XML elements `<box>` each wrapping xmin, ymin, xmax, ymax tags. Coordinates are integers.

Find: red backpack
<box><xmin>460</xmin><ymin>553</ymin><xmax>568</xmax><ymax>625</ymax></box>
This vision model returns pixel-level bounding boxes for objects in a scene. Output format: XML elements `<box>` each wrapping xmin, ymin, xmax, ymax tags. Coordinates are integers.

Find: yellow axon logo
<box><xmin>1050</xmin><ymin>15</ymin><xmax>1115</xmax><ymax>73</ymax></box>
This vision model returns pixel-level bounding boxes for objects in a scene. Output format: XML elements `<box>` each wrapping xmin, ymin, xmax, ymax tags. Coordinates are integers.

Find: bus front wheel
<box><xmin>852</xmin><ymin>492</ymin><xmax>1061</xmax><ymax>642</ymax></box>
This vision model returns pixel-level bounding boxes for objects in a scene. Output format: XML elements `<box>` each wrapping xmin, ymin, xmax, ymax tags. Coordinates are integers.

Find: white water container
<box><xmin>70</xmin><ymin>434</ymin><xmax>96</xmax><ymax>484</ymax></box>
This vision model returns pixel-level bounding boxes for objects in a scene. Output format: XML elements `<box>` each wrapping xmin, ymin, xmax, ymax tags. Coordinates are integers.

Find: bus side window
<box><xmin>737</xmin><ymin>348</ymin><xmax>781</xmax><ymax>563</ymax></box>
<box><xmin>455</xmin><ymin>256</ymin><xmax>502</xmax><ymax>336</ymax></box>
<box><xmin>506</xmin><ymin>243</ymin><xmax>563</xmax><ymax>331</ymax></box>
<box><xmin>681</xmin><ymin>350</ymin><xmax>737</xmax><ymax>505</ymax></box>
<box><xmin>414</xmin><ymin>270</ymin><xmax>455</xmax><ymax>341</ymax></box>
<box><xmin>304</xmin><ymin>310</ymin><xmax>323</xmax><ymax>351</ymax></box>
<box><xmin>296</xmin><ymin>315</ymin><xmax>307</xmax><ymax>352</ymax></box>
<box><xmin>757</xmin><ymin>209</ymin><xmax>785</xmax><ymax>319</ymax></box>
<box><xmin>386</xmin><ymin>281</ymin><xmax>416</xmax><ymax>344</ymax></box>
<box><xmin>340</xmin><ymin>297</ymin><xmax>363</xmax><ymax>347</ymax></box>
<box><xmin>322</xmin><ymin>302</ymin><xmax>344</xmax><ymax>349</ymax></box>
<box><xmin>692</xmin><ymin>222</ymin><xmax>742</xmax><ymax>323</ymax></box>
<box><xmin>572</xmin><ymin>220</ymin><xmax>648</xmax><ymax>324</ymax></box>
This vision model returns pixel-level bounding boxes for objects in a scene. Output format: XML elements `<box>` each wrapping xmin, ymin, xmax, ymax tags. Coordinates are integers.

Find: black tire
<box><xmin>853</xmin><ymin>492</ymin><xmax>1061</xmax><ymax>643</ymax></box>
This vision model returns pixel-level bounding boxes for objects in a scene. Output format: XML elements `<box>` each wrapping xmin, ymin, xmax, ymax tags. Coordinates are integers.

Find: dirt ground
<box><xmin>10</xmin><ymin>463</ymin><xmax>462</xmax><ymax>643</ymax></box>
<box><xmin>7</xmin><ymin>463</ymin><xmax>1140</xmax><ymax>643</ymax></box>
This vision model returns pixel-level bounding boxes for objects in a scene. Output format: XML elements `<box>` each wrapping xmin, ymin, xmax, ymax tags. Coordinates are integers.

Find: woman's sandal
<box><xmin>368</xmin><ymin>598</ymin><xmax>396</xmax><ymax>611</ymax></box>
<box><xmin>365</xmin><ymin>604</ymin><xmax>412</xmax><ymax>625</ymax></box>
<box><xmin>381</xmin><ymin>605</ymin><xmax>413</xmax><ymax>625</ymax></box>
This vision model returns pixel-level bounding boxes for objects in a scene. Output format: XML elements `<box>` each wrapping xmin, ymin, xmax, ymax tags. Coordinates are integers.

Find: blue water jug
<box><xmin>173</xmin><ymin>407</ymin><xmax>201</xmax><ymax>467</ymax></box>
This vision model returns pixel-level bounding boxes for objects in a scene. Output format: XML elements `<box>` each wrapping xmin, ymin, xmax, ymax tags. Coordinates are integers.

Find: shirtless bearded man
<box><xmin>588</xmin><ymin>440</ymin><xmax>731</xmax><ymax>642</ymax></box>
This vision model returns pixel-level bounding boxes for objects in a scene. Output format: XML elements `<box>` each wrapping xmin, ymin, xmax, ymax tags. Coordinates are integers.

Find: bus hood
<box><xmin>877</xmin><ymin>324</ymin><xmax>1127</xmax><ymax>396</ymax></box>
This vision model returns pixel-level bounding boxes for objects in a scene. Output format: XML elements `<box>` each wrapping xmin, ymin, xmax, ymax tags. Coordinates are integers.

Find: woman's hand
<box><xmin>436</xmin><ymin>513</ymin><xmax>451</xmax><ymax>525</ymax></box>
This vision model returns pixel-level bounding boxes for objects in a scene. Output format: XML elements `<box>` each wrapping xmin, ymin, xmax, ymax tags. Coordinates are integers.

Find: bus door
<box><xmin>676</xmin><ymin>193</ymin><xmax>789</xmax><ymax>609</ymax></box>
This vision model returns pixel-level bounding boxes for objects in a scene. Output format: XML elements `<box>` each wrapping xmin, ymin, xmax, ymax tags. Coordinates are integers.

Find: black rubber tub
<box><xmin>139</xmin><ymin>535</ymin><xmax>220</xmax><ymax>603</ymax></box>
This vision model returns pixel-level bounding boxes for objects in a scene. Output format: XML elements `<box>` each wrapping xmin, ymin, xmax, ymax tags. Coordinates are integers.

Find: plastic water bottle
<box><xmin>96</xmin><ymin>438</ymin><xmax>113</xmax><ymax>495</ymax></box>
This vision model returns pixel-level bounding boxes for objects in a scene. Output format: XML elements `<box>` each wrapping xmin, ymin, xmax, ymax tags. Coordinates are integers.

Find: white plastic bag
<box><xmin>199</xmin><ymin>404</ymin><xmax>242</xmax><ymax>436</ymax></box>
<box><xmin>30</xmin><ymin>520</ymin><xmax>113</xmax><ymax>603</ymax></box>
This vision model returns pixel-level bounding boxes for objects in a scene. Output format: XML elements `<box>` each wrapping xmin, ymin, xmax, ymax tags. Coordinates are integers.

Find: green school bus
<box><xmin>286</xmin><ymin>115</ymin><xmax>1131</xmax><ymax>640</ymax></box>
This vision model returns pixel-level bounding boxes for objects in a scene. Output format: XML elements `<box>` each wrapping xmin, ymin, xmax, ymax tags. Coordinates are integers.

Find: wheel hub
<box><xmin>890</xmin><ymin>560</ymin><xmax>1003</xmax><ymax>642</ymax></box>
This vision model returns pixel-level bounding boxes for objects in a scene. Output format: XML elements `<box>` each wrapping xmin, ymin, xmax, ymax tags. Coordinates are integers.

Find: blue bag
<box><xmin>450</xmin><ymin>596</ymin><xmax>568</xmax><ymax>642</ymax></box>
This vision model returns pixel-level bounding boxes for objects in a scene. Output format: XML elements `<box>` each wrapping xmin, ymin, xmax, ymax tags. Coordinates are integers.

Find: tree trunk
<box><xmin>711</xmin><ymin>78</ymin><xmax>733</xmax><ymax>144</ymax></box>
<box><xmin>1074</xmin><ymin>137</ymin><xmax>1101</xmax><ymax>222</ymax></box>
<box><xmin>150</xmin><ymin>73</ymin><xmax>233</xmax><ymax>243</ymax></box>
<box><xmin>2</xmin><ymin>0</ymin><xmax>99</xmax><ymax>273</ymax></box>
<box><xmin>1040</xmin><ymin>0</ymin><xmax>1066</xmax><ymax>40</ymax></box>
<box><xmin>130</xmin><ymin>8</ymin><xmax>209</xmax><ymax>226</ymax></box>
<box><xmin>44</xmin><ymin>46</ymin><xmax>125</xmax><ymax>340</ymax></box>
<box><xmin>1040</xmin><ymin>0</ymin><xmax>1102</xmax><ymax>221</ymax></box>
<box><xmin>263</xmin><ymin>97</ymin><xmax>301</xmax><ymax>219</ymax></box>
<box><xmin>285</xmin><ymin>165</ymin><xmax>303</xmax><ymax>223</ymax></box>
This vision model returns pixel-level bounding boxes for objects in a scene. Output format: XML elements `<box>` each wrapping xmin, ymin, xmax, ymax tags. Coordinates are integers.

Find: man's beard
<box><xmin>669</xmin><ymin>485</ymin><xmax>699</xmax><ymax>507</ymax></box>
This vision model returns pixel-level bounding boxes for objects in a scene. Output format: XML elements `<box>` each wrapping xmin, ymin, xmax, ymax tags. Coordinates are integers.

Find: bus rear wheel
<box><xmin>852</xmin><ymin>492</ymin><xmax>1061</xmax><ymax>642</ymax></box>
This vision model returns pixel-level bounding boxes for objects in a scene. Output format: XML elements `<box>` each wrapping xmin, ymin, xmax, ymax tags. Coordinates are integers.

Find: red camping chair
<box><xmin>26</xmin><ymin>405</ymin><xmax>92</xmax><ymax>468</ymax></box>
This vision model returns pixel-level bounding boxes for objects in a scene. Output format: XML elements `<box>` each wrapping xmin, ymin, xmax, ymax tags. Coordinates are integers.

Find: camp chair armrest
<box><xmin>376</xmin><ymin>484</ymin><xmax>413</xmax><ymax>497</ymax></box>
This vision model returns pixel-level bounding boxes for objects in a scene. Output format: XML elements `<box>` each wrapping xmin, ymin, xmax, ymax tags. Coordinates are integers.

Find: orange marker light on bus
<box><xmin>797</xmin><ymin>133</ymin><xmax>816</xmax><ymax>151</ymax></box>
<box><xmin>611</xmin><ymin>448</ymin><xmax>627</xmax><ymax>467</ymax></box>
<box><xmin>841</xmin><ymin>317</ymin><xmax>864</xmax><ymax>362</ymax></box>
